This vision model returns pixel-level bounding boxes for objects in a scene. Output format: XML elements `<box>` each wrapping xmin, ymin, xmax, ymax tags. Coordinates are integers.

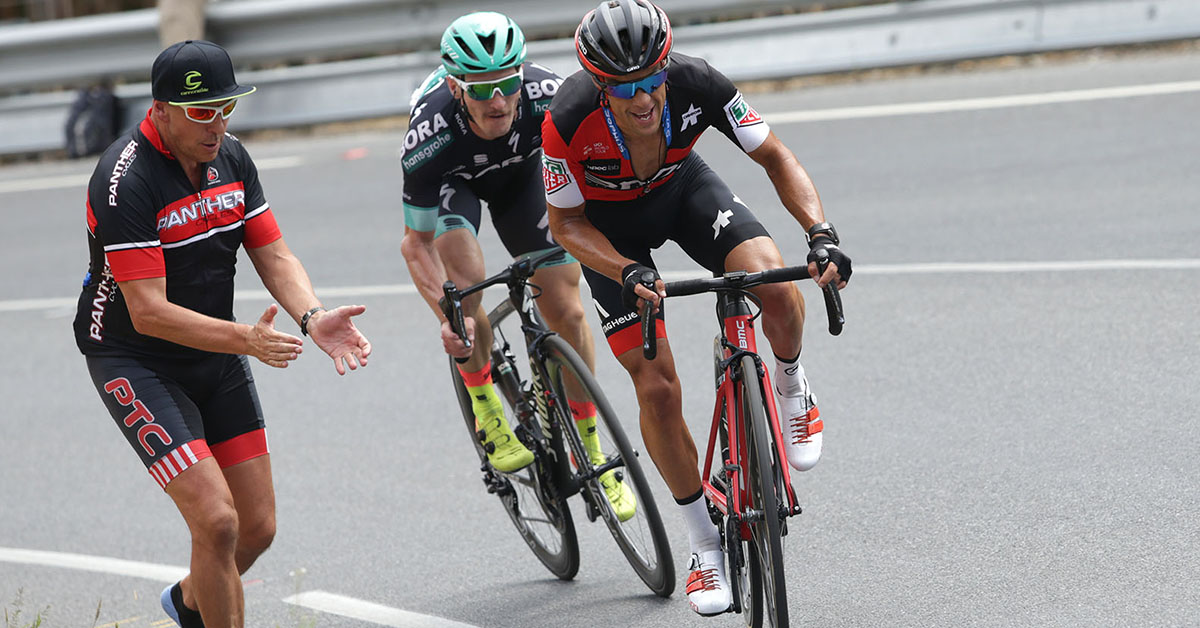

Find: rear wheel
<box><xmin>739</xmin><ymin>355</ymin><xmax>789</xmax><ymax>627</ymax></box>
<box><xmin>449</xmin><ymin>327</ymin><xmax>579</xmax><ymax>580</ymax></box>
<box><xmin>541</xmin><ymin>334</ymin><xmax>675</xmax><ymax>597</ymax></box>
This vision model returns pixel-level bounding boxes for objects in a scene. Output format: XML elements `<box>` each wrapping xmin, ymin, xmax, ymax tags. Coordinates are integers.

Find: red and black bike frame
<box><xmin>700</xmin><ymin>291</ymin><xmax>801</xmax><ymax>540</ymax></box>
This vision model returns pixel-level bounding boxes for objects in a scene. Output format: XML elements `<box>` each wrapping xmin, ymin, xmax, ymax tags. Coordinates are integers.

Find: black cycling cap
<box><xmin>151</xmin><ymin>40</ymin><xmax>256</xmax><ymax>105</ymax></box>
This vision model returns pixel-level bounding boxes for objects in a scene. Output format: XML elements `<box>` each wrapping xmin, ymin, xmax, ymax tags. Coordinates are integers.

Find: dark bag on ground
<box><xmin>65</xmin><ymin>84</ymin><xmax>122</xmax><ymax>158</ymax></box>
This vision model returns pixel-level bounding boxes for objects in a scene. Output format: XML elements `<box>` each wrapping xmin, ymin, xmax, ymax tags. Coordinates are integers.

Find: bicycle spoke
<box><xmin>541</xmin><ymin>335</ymin><xmax>676</xmax><ymax>597</ymax></box>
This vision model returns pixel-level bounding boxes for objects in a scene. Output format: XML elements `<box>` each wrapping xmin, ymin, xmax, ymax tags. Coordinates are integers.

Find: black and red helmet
<box><xmin>575</xmin><ymin>0</ymin><xmax>672</xmax><ymax>80</ymax></box>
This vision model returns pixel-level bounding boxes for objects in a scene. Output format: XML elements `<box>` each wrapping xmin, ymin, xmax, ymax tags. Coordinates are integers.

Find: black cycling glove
<box><xmin>806</xmin><ymin>227</ymin><xmax>852</xmax><ymax>284</ymax></box>
<box><xmin>621</xmin><ymin>263</ymin><xmax>660</xmax><ymax>311</ymax></box>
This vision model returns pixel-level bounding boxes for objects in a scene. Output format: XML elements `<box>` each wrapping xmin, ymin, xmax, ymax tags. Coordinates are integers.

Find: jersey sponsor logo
<box><xmin>681</xmin><ymin>103</ymin><xmax>702</xmax><ymax>132</ymax></box>
<box><xmin>402</xmin><ymin>112</ymin><xmax>451</xmax><ymax>151</ymax></box>
<box><xmin>524</xmin><ymin>78</ymin><xmax>563</xmax><ymax>101</ymax></box>
<box><xmin>542</xmin><ymin>155</ymin><xmax>572</xmax><ymax>194</ymax></box>
<box><xmin>206</xmin><ymin>166</ymin><xmax>219</xmax><ymax>183</ymax></box>
<box><xmin>584</xmin><ymin>162</ymin><xmax>682</xmax><ymax>191</ymax></box>
<box><xmin>473</xmin><ymin>154</ymin><xmax>488</xmax><ymax>166</ymax></box>
<box><xmin>103</xmin><ymin>377</ymin><xmax>173</xmax><ymax>457</ymax></box>
<box><xmin>88</xmin><ymin>272</ymin><xmax>116</xmax><ymax>341</ymax></box>
<box><xmin>601</xmin><ymin>309</ymin><xmax>642</xmax><ymax>333</ymax></box>
<box><xmin>532</xmin><ymin>99</ymin><xmax>553</xmax><ymax>116</ymax></box>
<box><xmin>712</xmin><ymin>208</ymin><xmax>733</xmax><ymax>239</ymax></box>
<box><xmin>582</xmin><ymin>140</ymin><xmax>615</xmax><ymax>158</ymax></box>
<box><xmin>724</xmin><ymin>92</ymin><xmax>762</xmax><ymax>128</ymax></box>
<box><xmin>582</xmin><ymin>158</ymin><xmax>622</xmax><ymax>175</ymax></box>
<box><xmin>401</xmin><ymin>131</ymin><xmax>454</xmax><ymax>173</ymax></box>
<box><xmin>507</xmin><ymin>132</ymin><xmax>520</xmax><ymax>153</ymax></box>
<box><xmin>457</xmin><ymin>148</ymin><xmax>539</xmax><ymax>181</ymax></box>
<box><xmin>157</xmin><ymin>189</ymin><xmax>246</xmax><ymax>232</ymax></box>
<box><xmin>107</xmin><ymin>140</ymin><xmax>139</xmax><ymax>207</ymax></box>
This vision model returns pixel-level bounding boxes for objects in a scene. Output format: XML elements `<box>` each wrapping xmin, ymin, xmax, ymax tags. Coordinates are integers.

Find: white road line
<box><xmin>0</xmin><ymin>155</ymin><xmax>305</xmax><ymax>195</ymax></box>
<box><xmin>0</xmin><ymin>547</ymin><xmax>186</xmax><ymax>583</ymax></box>
<box><xmin>5</xmin><ymin>258</ymin><xmax>1198</xmax><ymax>314</ymax></box>
<box><xmin>283</xmin><ymin>591</ymin><xmax>481</xmax><ymax>628</ymax></box>
<box><xmin>769</xmin><ymin>79</ymin><xmax>1200</xmax><ymax>124</ymax></box>
<box><xmin>0</xmin><ymin>547</ymin><xmax>479</xmax><ymax>628</ymax></box>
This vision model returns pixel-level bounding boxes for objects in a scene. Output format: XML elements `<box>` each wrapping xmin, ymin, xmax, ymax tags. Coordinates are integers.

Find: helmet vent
<box><xmin>478</xmin><ymin>33</ymin><xmax>497</xmax><ymax>56</ymax></box>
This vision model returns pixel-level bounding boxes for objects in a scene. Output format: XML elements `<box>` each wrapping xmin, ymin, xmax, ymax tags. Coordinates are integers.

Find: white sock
<box><xmin>774</xmin><ymin>353</ymin><xmax>807</xmax><ymax>397</ymax></box>
<box><xmin>677</xmin><ymin>491</ymin><xmax>721</xmax><ymax>555</ymax></box>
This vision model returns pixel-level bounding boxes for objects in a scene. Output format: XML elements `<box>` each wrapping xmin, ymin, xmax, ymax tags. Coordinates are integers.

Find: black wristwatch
<box><xmin>806</xmin><ymin>221</ymin><xmax>839</xmax><ymax>245</ymax></box>
<box><xmin>300</xmin><ymin>306</ymin><xmax>325</xmax><ymax>336</ymax></box>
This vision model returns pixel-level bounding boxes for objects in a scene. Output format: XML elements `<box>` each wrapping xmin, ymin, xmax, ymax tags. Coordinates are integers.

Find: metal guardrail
<box><xmin>0</xmin><ymin>0</ymin><xmax>839</xmax><ymax>94</ymax></box>
<box><xmin>2</xmin><ymin>0</ymin><xmax>1199</xmax><ymax>156</ymax></box>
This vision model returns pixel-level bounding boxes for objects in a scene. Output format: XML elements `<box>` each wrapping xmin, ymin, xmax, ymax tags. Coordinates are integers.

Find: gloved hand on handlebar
<box><xmin>621</xmin><ymin>263</ymin><xmax>663</xmax><ymax>312</ymax></box>
<box><xmin>805</xmin><ymin>222</ymin><xmax>851</xmax><ymax>289</ymax></box>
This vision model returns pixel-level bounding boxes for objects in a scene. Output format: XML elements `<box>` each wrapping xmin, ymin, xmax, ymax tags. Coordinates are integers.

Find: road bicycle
<box><xmin>638</xmin><ymin>255</ymin><xmax>844</xmax><ymax>627</ymax></box>
<box><xmin>441</xmin><ymin>246</ymin><xmax>675</xmax><ymax>596</ymax></box>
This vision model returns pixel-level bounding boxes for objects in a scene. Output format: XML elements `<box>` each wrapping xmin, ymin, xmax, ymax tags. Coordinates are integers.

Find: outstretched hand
<box><xmin>248</xmin><ymin>304</ymin><xmax>304</xmax><ymax>368</ymax></box>
<box><xmin>307</xmin><ymin>305</ymin><xmax>372</xmax><ymax>375</ymax></box>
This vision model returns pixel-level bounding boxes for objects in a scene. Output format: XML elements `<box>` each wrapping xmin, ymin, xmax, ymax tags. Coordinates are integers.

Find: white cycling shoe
<box><xmin>776</xmin><ymin>377</ymin><xmax>823</xmax><ymax>472</ymax></box>
<box><xmin>685</xmin><ymin>550</ymin><xmax>732</xmax><ymax>616</ymax></box>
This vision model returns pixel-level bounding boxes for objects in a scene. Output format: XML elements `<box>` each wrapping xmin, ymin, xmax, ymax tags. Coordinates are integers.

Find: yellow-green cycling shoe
<box><xmin>477</xmin><ymin>415</ymin><xmax>534</xmax><ymax>472</ymax></box>
<box><xmin>598</xmin><ymin>467</ymin><xmax>637</xmax><ymax>522</ymax></box>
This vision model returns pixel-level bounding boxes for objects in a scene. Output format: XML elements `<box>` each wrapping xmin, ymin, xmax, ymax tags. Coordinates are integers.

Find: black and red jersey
<box><xmin>74</xmin><ymin>113</ymin><xmax>282</xmax><ymax>358</ymax></box>
<box><xmin>541</xmin><ymin>53</ymin><xmax>771</xmax><ymax>206</ymax></box>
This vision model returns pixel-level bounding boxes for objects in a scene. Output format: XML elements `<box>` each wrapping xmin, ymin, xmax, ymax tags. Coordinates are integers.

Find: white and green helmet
<box><xmin>440</xmin><ymin>12</ymin><xmax>527</xmax><ymax>76</ymax></box>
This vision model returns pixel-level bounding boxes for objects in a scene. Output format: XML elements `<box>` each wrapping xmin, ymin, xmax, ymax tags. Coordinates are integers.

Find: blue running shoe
<box><xmin>161</xmin><ymin>582</ymin><xmax>205</xmax><ymax>628</ymax></box>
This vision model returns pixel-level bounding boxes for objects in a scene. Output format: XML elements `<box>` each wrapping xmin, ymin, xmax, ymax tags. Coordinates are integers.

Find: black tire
<box><xmin>540</xmin><ymin>334</ymin><xmax>676</xmax><ymax>597</ymax></box>
<box><xmin>450</xmin><ymin>350</ymin><xmax>580</xmax><ymax>580</ymax></box>
<box><xmin>739</xmin><ymin>355</ymin><xmax>789</xmax><ymax>627</ymax></box>
<box><xmin>712</xmin><ymin>338</ymin><xmax>762</xmax><ymax>627</ymax></box>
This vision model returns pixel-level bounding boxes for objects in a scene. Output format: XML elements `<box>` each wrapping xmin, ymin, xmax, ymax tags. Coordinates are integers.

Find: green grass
<box><xmin>3</xmin><ymin>589</ymin><xmax>50</xmax><ymax>628</ymax></box>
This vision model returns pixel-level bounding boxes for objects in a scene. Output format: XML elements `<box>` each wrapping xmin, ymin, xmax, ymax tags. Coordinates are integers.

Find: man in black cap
<box><xmin>73</xmin><ymin>40</ymin><xmax>372</xmax><ymax>628</ymax></box>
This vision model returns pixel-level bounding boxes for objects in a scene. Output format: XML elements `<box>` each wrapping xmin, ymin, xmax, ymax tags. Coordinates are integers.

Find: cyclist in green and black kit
<box><xmin>399</xmin><ymin>12</ymin><xmax>635</xmax><ymax>520</ymax></box>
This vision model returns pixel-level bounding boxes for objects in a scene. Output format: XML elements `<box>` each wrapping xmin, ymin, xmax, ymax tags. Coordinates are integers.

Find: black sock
<box><xmin>674</xmin><ymin>488</ymin><xmax>704</xmax><ymax>506</ymax></box>
<box><xmin>774</xmin><ymin>351</ymin><xmax>800</xmax><ymax>364</ymax></box>
<box><xmin>171</xmin><ymin>582</ymin><xmax>206</xmax><ymax>628</ymax></box>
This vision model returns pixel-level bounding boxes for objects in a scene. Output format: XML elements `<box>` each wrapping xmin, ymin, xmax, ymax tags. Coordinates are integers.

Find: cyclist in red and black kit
<box><xmin>543</xmin><ymin>0</ymin><xmax>852</xmax><ymax>615</ymax></box>
<box><xmin>73</xmin><ymin>40</ymin><xmax>371</xmax><ymax>628</ymax></box>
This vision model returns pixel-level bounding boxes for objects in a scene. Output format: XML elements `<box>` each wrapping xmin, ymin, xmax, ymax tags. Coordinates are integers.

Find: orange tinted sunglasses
<box><xmin>179</xmin><ymin>100</ymin><xmax>238</xmax><ymax>123</ymax></box>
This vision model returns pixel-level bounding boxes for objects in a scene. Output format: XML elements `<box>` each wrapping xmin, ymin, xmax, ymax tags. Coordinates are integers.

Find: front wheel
<box><xmin>540</xmin><ymin>335</ymin><xmax>676</xmax><ymax>597</ymax></box>
<box><xmin>450</xmin><ymin>353</ymin><xmax>580</xmax><ymax>580</ymax></box>
<box><xmin>739</xmin><ymin>355</ymin><xmax>789</xmax><ymax>627</ymax></box>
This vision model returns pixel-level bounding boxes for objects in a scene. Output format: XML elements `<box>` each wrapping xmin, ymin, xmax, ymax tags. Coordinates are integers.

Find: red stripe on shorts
<box><xmin>210</xmin><ymin>428</ymin><xmax>269</xmax><ymax>468</ymax></box>
<box><xmin>149</xmin><ymin>440</ymin><xmax>212</xmax><ymax>490</ymax></box>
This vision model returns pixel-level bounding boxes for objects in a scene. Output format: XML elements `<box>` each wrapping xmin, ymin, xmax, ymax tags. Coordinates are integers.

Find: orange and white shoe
<box><xmin>777</xmin><ymin>377</ymin><xmax>823</xmax><ymax>471</ymax></box>
<box><xmin>685</xmin><ymin>550</ymin><xmax>732</xmax><ymax>616</ymax></box>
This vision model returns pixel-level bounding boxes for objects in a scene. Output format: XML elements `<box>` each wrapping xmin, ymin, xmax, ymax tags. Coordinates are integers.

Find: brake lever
<box><xmin>814</xmin><ymin>249</ymin><xmax>845</xmax><ymax>336</ymax></box>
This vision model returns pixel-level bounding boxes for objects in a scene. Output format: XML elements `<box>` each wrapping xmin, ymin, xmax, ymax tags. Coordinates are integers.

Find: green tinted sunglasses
<box><xmin>449</xmin><ymin>70</ymin><xmax>524</xmax><ymax>101</ymax></box>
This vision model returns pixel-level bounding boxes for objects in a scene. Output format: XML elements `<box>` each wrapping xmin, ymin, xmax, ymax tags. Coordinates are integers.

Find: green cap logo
<box><xmin>184</xmin><ymin>70</ymin><xmax>204</xmax><ymax>92</ymax></box>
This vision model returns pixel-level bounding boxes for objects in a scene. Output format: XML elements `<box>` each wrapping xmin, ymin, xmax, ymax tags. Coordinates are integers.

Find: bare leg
<box><xmin>724</xmin><ymin>236</ymin><xmax>806</xmax><ymax>358</ymax></box>
<box><xmin>616</xmin><ymin>340</ymin><xmax>701</xmax><ymax>499</ymax></box>
<box><xmin>166</xmin><ymin>457</ymin><xmax>243</xmax><ymax>628</ymax></box>
<box><xmin>436</xmin><ymin>229</ymin><xmax>494</xmax><ymax>371</ymax></box>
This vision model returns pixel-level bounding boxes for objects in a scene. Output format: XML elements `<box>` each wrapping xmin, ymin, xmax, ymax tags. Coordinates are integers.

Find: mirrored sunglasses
<box><xmin>449</xmin><ymin>71</ymin><xmax>524</xmax><ymax>101</ymax></box>
<box><xmin>179</xmin><ymin>100</ymin><xmax>238</xmax><ymax>123</ymax></box>
<box><xmin>601</xmin><ymin>67</ymin><xmax>669</xmax><ymax>100</ymax></box>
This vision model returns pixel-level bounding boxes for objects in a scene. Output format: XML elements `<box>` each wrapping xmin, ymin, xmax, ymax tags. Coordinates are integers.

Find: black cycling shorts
<box><xmin>86</xmin><ymin>352</ymin><xmax>267</xmax><ymax>490</ymax></box>
<box><xmin>581</xmin><ymin>152</ymin><xmax>770</xmax><ymax>357</ymax></box>
<box><xmin>435</xmin><ymin>159</ymin><xmax>576</xmax><ymax>267</ymax></box>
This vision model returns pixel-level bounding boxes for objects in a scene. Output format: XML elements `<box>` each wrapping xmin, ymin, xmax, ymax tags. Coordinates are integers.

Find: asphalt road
<box><xmin>1</xmin><ymin>46</ymin><xmax>1197</xmax><ymax>628</ymax></box>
